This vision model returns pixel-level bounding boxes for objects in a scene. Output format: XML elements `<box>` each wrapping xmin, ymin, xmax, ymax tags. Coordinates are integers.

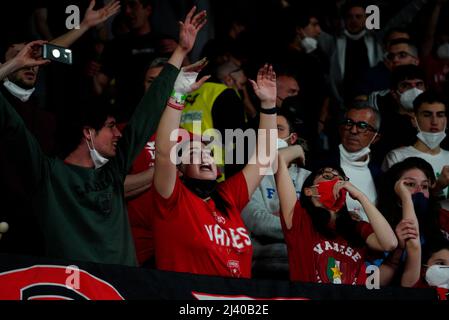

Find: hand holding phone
<box><xmin>42</xmin><ymin>43</ymin><xmax>73</xmax><ymax>65</ymax></box>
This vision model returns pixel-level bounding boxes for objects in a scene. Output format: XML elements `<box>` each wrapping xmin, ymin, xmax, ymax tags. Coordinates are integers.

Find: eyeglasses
<box><xmin>341</xmin><ymin>118</ymin><xmax>377</xmax><ymax>133</ymax></box>
<box><xmin>385</xmin><ymin>51</ymin><xmax>416</xmax><ymax>61</ymax></box>
<box><xmin>317</xmin><ymin>168</ymin><xmax>349</xmax><ymax>181</ymax></box>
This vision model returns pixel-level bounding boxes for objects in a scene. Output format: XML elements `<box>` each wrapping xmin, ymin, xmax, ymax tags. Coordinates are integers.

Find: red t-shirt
<box><xmin>150</xmin><ymin>172</ymin><xmax>252</xmax><ymax>278</ymax></box>
<box><xmin>122</xmin><ymin>124</ymin><xmax>156</xmax><ymax>265</ymax></box>
<box><xmin>281</xmin><ymin>202</ymin><xmax>374</xmax><ymax>285</ymax></box>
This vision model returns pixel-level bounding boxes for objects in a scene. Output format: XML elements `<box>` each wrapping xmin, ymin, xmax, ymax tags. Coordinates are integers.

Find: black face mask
<box><xmin>411</xmin><ymin>192</ymin><xmax>429</xmax><ymax>221</ymax></box>
<box><xmin>183</xmin><ymin>177</ymin><xmax>217</xmax><ymax>199</ymax></box>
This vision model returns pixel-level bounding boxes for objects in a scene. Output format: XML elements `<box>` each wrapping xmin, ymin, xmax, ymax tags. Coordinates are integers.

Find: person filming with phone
<box><xmin>0</xmin><ymin>6</ymin><xmax>207</xmax><ymax>266</ymax></box>
<box><xmin>0</xmin><ymin>0</ymin><xmax>120</xmax><ymax>257</ymax></box>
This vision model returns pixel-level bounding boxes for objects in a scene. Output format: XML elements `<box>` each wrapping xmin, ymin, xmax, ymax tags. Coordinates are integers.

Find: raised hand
<box><xmin>249</xmin><ymin>64</ymin><xmax>277</xmax><ymax>107</ymax></box>
<box><xmin>178</xmin><ymin>6</ymin><xmax>207</xmax><ymax>53</ymax></box>
<box><xmin>336</xmin><ymin>181</ymin><xmax>364</xmax><ymax>201</ymax></box>
<box><xmin>279</xmin><ymin>145</ymin><xmax>306</xmax><ymax>166</ymax></box>
<box><xmin>15</xmin><ymin>40</ymin><xmax>50</xmax><ymax>69</ymax></box>
<box><xmin>82</xmin><ymin>0</ymin><xmax>121</xmax><ymax>29</ymax></box>
<box><xmin>395</xmin><ymin>218</ymin><xmax>419</xmax><ymax>249</ymax></box>
<box><xmin>394</xmin><ymin>179</ymin><xmax>413</xmax><ymax>202</ymax></box>
<box><xmin>173</xmin><ymin>58</ymin><xmax>210</xmax><ymax>94</ymax></box>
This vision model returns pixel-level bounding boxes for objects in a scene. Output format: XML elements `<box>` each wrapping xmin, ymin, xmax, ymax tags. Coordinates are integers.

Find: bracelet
<box><xmin>167</xmin><ymin>97</ymin><xmax>185</xmax><ymax>111</ymax></box>
<box><xmin>170</xmin><ymin>90</ymin><xmax>187</xmax><ymax>105</ymax></box>
<box><xmin>260</xmin><ymin>107</ymin><xmax>278</xmax><ymax>115</ymax></box>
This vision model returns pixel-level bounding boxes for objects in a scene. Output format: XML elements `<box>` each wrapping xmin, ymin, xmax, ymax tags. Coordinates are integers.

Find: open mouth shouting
<box><xmin>199</xmin><ymin>163</ymin><xmax>213</xmax><ymax>172</ymax></box>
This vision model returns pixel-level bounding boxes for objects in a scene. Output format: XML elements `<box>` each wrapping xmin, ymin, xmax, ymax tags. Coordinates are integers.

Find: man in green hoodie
<box><xmin>0</xmin><ymin>7</ymin><xmax>207</xmax><ymax>266</ymax></box>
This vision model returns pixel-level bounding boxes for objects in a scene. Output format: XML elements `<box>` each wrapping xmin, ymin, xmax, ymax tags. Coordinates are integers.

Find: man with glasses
<box><xmin>312</xmin><ymin>103</ymin><xmax>381</xmax><ymax>222</ymax></box>
<box><xmin>357</xmin><ymin>38</ymin><xmax>419</xmax><ymax>96</ymax></box>
<box><xmin>385</xmin><ymin>38</ymin><xmax>420</xmax><ymax>70</ymax></box>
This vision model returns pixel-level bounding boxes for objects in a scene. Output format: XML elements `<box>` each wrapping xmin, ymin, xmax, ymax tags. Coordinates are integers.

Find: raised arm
<box><xmin>380</xmin><ymin>179</ymin><xmax>421</xmax><ymax>286</ymax></box>
<box><xmin>341</xmin><ymin>182</ymin><xmax>398</xmax><ymax>252</ymax></box>
<box><xmin>242</xmin><ymin>65</ymin><xmax>277</xmax><ymax>197</ymax></box>
<box><xmin>124</xmin><ymin>168</ymin><xmax>154</xmax><ymax>199</ymax></box>
<box><xmin>395</xmin><ymin>179</ymin><xmax>422</xmax><ymax>287</ymax></box>
<box><xmin>274</xmin><ymin>146</ymin><xmax>305</xmax><ymax>230</ymax></box>
<box><xmin>0</xmin><ymin>40</ymin><xmax>49</xmax><ymax>81</ymax></box>
<box><xmin>51</xmin><ymin>0</ymin><xmax>120</xmax><ymax>48</ymax></box>
<box><xmin>153</xmin><ymin>8</ymin><xmax>208</xmax><ymax>198</ymax></box>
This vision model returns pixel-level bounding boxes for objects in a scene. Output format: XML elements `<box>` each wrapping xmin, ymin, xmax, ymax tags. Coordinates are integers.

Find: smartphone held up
<box><xmin>42</xmin><ymin>43</ymin><xmax>73</xmax><ymax>65</ymax></box>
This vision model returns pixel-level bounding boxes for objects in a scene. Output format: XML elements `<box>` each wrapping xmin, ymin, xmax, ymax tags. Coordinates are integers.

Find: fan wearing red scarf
<box><xmin>275</xmin><ymin>146</ymin><xmax>398</xmax><ymax>285</ymax></box>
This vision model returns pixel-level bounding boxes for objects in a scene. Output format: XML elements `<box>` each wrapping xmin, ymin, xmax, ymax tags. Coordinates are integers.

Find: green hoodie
<box><xmin>0</xmin><ymin>64</ymin><xmax>179</xmax><ymax>266</ymax></box>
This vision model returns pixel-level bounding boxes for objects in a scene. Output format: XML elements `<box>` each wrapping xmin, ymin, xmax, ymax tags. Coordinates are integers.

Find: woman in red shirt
<box><xmin>275</xmin><ymin>146</ymin><xmax>397</xmax><ymax>285</ymax></box>
<box><xmin>151</xmin><ymin>8</ymin><xmax>278</xmax><ymax>278</ymax></box>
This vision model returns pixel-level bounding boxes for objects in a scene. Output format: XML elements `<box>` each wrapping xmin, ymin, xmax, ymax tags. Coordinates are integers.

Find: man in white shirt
<box><xmin>338</xmin><ymin>103</ymin><xmax>381</xmax><ymax>222</ymax></box>
<box><xmin>383</xmin><ymin>91</ymin><xmax>449</xmax><ymax>201</ymax></box>
<box><xmin>311</xmin><ymin>102</ymin><xmax>381</xmax><ymax>221</ymax></box>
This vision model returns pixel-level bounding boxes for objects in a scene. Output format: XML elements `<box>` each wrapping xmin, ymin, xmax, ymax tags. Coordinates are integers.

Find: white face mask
<box><xmin>425</xmin><ymin>265</ymin><xmax>449</xmax><ymax>289</ymax></box>
<box><xmin>277</xmin><ymin>137</ymin><xmax>289</xmax><ymax>150</ymax></box>
<box><xmin>437</xmin><ymin>43</ymin><xmax>449</xmax><ymax>60</ymax></box>
<box><xmin>86</xmin><ymin>129</ymin><xmax>109</xmax><ymax>169</ymax></box>
<box><xmin>344</xmin><ymin>29</ymin><xmax>366</xmax><ymax>41</ymax></box>
<box><xmin>399</xmin><ymin>88</ymin><xmax>424</xmax><ymax>110</ymax></box>
<box><xmin>416</xmin><ymin>120</ymin><xmax>446</xmax><ymax>150</ymax></box>
<box><xmin>340</xmin><ymin>133</ymin><xmax>377</xmax><ymax>163</ymax></box>
<box><xmin>3</xmin><ymin>79</ymin><xmax>35</xmax><ymax>102</ymax></box>
<box><xmin>301</xmin><ymin>37</ymin><xmax>318</xmax><ymax>53</ymax></box>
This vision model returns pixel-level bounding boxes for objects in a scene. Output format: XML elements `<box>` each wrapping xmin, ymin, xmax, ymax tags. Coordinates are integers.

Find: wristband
<box><xmin>170</xmin><ymin>90</ymin><xmax>187</xmax><ymax>105</ymax></box>
<box><xmin>260</xmin><ymin>107</ymin><xmax>278</xmax><ymax>115</ymax></box>
<box><xmin>167</xmin><ymin>97</ymin><xmax>185</xmax><ymax>111</ymax></box>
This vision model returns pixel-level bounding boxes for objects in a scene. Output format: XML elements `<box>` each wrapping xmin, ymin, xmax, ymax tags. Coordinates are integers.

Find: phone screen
<box><xmin>42</xmin><ymin>43</ymin><xmax>72</xmax><ymax>65</ymax></box>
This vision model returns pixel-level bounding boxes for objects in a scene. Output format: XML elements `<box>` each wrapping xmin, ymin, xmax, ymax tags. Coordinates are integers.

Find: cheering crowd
<box><xmin>0</xmin><ymin>0</ymin><xmax>449</xmax><ymax>291</ymax></box>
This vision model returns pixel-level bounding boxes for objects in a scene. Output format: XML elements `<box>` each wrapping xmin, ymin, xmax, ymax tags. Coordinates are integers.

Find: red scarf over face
<box><xmin>316</xmin><ymin>179</ymin><xmax>347</xmax><ymax>212</ymax></box>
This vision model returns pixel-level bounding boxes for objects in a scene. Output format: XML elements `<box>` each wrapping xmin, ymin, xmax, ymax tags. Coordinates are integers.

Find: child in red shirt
<box><xmin>275</xmin><ymin>146</ymin><xmax>397</xmax><ymax>285</ymax></box>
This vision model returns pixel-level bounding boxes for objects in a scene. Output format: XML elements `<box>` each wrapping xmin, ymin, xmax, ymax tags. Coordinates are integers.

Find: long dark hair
<box><xmin>377</xmin><ymin>157</ymin><xmax>440</xmax><ymax>237</ymax></box>
<box><xmin>299</xmin><ymin>166</ymin><xmax>365</xmax><ymax>248</ymax></box>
